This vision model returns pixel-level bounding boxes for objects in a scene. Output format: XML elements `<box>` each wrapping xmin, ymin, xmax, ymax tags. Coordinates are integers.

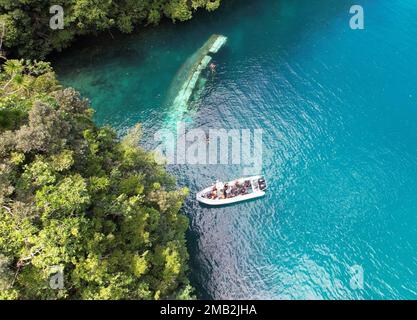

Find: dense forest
<box><xmin>0</xmin><ymin>60</ymin><xmax>192</xmax><ymax>299</ymax></box>
<box><xmin>0</xmin><ymin>0</ymin><xmax>221</xmax><ymax>58</ymax></box>
<box><xmin>0</xmin><ymin>0</ymin><xmax>222</xmax><ymax>300</ymax></box>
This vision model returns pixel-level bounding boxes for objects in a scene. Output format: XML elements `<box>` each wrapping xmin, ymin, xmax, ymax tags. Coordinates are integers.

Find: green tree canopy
<box><xmin>0</xmin><ymin>60</ymin><xmax>193</xmax><ymax>300</ymax></box>
<box><xmin>0</xmin><ymin>0</ymin><xmax>221</xmax><ymax>58</ymax></box>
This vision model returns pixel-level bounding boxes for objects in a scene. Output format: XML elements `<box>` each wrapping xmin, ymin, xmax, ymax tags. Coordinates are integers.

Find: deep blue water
<box><xmin>54</xmin><ymin>0</ymin><xmax>417</xmax><ymax>299</ymax></box>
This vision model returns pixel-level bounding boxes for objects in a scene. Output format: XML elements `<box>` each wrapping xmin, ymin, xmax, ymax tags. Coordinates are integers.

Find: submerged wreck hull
<box><xmin>164</xmin><ymin>34</ymin><xmax>228</xmax><ymax>128</ymax></box>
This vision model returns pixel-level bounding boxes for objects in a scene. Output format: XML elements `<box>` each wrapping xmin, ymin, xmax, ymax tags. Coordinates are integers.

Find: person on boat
<box><xmin>221</xmin><ymin>183</ymin><xmax>227</xmax><ymax>197</ymax></box>
<box><xmin>225</xmin><ymin>187</ymin><xmax>232</xmax><ymax>198</ymax></box>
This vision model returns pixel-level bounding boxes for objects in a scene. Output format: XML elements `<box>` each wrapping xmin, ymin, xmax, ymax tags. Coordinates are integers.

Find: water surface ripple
<box><xmin>54</xmin><ymin>0</ymin><xmax>417</xmax><ymax>299</ymax></box>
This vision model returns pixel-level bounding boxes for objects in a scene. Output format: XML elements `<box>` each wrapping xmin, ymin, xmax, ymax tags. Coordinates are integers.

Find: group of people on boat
<box><xmin>205</xmin><ymin>180</ymin><xmax>252</xmax><ymax>200</ymax></box>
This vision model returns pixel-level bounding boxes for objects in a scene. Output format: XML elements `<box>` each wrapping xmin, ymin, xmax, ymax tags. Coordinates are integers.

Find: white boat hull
<box><xmin>196</xmin><ymin>176</ymin><xmax>267</xmax><ymax>206</ymax></box>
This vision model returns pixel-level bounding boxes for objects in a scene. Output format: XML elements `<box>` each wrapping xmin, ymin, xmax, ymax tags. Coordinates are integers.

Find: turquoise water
<box><xmin>53</xmin><ymin>0</ymin><xmax>417</xmax><ymax>299</ymax></box>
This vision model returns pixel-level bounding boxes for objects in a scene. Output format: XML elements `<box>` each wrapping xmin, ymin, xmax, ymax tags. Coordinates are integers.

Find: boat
<box><xmin>196</xmin><ymin>176</ymin><xmax>267</xmax><ymax>206</ymax></box>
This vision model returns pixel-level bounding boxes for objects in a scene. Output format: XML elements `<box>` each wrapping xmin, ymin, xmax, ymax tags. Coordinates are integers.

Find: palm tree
<box><xmin>2</xmin><ymin>59</ymin><xmax>24</xmax><ymax>93</ymax></box>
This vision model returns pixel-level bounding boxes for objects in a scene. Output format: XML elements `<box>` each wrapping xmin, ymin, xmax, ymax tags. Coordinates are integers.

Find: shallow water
<box><xmin>54</xmin><ymin>0</ymin><xmax>417</xmax><ymax>299</ymax></box>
